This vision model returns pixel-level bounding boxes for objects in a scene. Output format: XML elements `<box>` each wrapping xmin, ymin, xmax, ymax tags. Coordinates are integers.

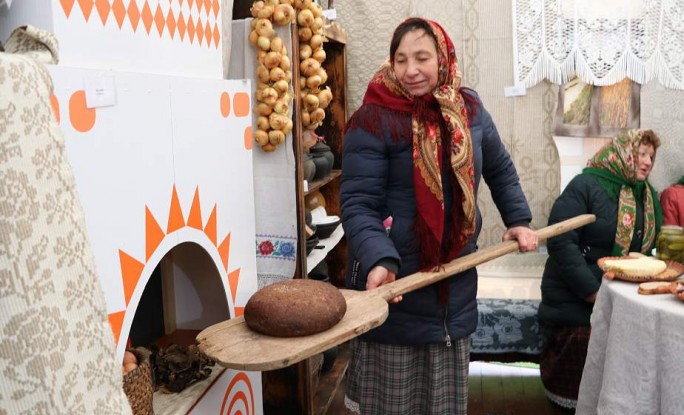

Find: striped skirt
<box><xmin>344</xmin><ymin>336</ymin><xmax>470</xmax><ymax>415</ymax></box>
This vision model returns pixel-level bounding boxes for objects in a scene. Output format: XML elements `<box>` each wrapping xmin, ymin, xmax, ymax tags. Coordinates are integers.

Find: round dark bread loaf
<box><xmin>244</xmin><ymin>279</ymin><xmax>347</xmax><ymax>337</ymax></box>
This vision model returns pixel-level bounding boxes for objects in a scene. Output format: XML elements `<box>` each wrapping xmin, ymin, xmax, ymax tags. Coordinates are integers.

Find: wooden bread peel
<box><xmin>196</xmin><ymin>214</ymin><xmax>596</xmax><ymax>371</ymax></box>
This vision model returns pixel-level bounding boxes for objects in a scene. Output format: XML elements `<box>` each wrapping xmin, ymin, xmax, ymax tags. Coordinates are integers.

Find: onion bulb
<box><xmin>304</xmin><ymin>94</ymin><xmax>320</xmax><ymax>111</ymax></box>
<box><xmin>312</xmin><ymin>17</ymin><xmax>324</xmax><ymax>31</ymax></box>
<box><xmin>269</xmin><ymin>130</ymin><xmax>286</xmax><ymax>145</ymax></box>
<box><xmin>254</xmin><ymin>18</ymin><xmax>274</xmax><ymax>37</ymax></box>
<box><xmin>273</xmin><ymin>4</ymin><xmax>295</xmax><ymax>25</ymax></box>
<box><xmin>269</xmin><ymin>113</ymin><xmax>289</xmax><ymax>130</ymax></box>
<box><xmin>261</xmin><ymin>87</ymin><xmax>278</xmax><ymax>106</ymax></box>
<box><xmin>256</xmin><ymin>102</ymin><xmax>273</xmax><ymax>116</ymax></box>
<box><xmin>310</xmin><ymin>2</ymin><xmax>323</xmax><ymax>17</ymax></box>
<box><xmin>274</xmin><ymin>79</ymin><xmax>289</xmax><ymax>95</ymax></box>
<box><xmin>310</xmin><ymin>34</ymin><xmax>323</xmax><ymax>50</ymax></box>
<box><xmin>263</xmin><ymin>51</ymin><xmax>282</xmax><ymax>69</ymax></box>
<box><xmin>299</xmin><ymin>27</ymin><xmax>313</xmax><ymax>42</ymax></box>
<box><xmin>256</xmin><ymin>5</ymin><xmax>274</xmax><ymax>19</ymax></box>
<box><xmin>269</xmin><ymin>66</ymin><xmax>286</xmax><ymax>82</ymax></box>
<box><xmin>257</xmin><ymin>36</ymin><xmax>271</xmax><ymax>51</ymax></box>
<box><xmin>310</xmin><ymin>107</ymin><xmax>326</xmax><ymax>122</ymax></box>
<box><xmin>305</xmin><ymin>74</ymin><xmax>322</xmax><ymax>89</ymax></box>
<box><xmin>300</xmin><ymin>44</ymin><xmax>312</xmax><ymax>60</ymax></box>
<box><xmin>123</xmin><ymin>351</ymin><xmax>137</xmax><ymax>365</ymax></box>
<box><xmin>248</xmin><ymin>30</ymin><xmax>259</xmax><ymax>45</ymax></box>
<box><xmin>283</xmin><ymin>118</ymin><xmax>293</xmax><ymax>134</ymax></box>
<box><xmin>312</xmin><ymin>48</ymin><xmax>326</xmax><ymax>62</ymax></box>
<box><xmin>279</xmin><ymin>55</ymin><xmax>291</xmax><ymax>71</ymax></box>
<box><xmin>256</xmin><ymin>116</ymin><xmax>270</xmax><ymax>131</ymax></box>
<box><xmin>297</xmin><ymin>9</ymin><xmax>314</xmax><ymax>27</ymax></box>
<box><xmin>274</xmin><ymin>98</ymin><xmax>289</xmax><ymax>115</ymax></box>
<box><xmin>300</xmin><ymin>58</ymin><xmax>321</xmax><ymax>77</ymax></box>
<box><xmin>261</xmin><ymin>143</ymin><xmax>277</xmax><ymax>152</ymax></box>
<box><xmin>256</xmin><ymin>65</ymin><xmax>270</xmax><ymax>83</ymax></box>
<box><xmin>270</xmin><ymin>36</ymin><xmax>283</xmax><ymax>53</ymax></box>
<box><xmin>316</xmin><ymin>67</ymin><xmax>328</xmax><ymax>84</ymax></box>
<box><xmin>254</xmin><ymin>129</ymin><xmax>269</xmax><ymax>146</ymax></box>
<box><xmin>250</xmin><ymin>1</ymin><xmax>265</xmax><ymax>18</ymax></box>
<box><xmin>317</xmin><ymin>87</ymin><xmax>333</xmax><ymax>108</ymax></box>
<box><xmin>294</xmin><ymin>0</ymin><xmax>312</xmax><ymax>9</ymax></box>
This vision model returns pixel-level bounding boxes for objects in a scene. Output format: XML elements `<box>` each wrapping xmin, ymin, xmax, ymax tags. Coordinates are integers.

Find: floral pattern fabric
<box><xmin>1</xmin><ymin>32</ymin><xmax>132</xmax><ymax>414</ymax></box>
<box><xmin>471</xmin><ymin>299</ymin><xmax>546</xmax><ymax>355</ymax></box>
<box><xmin>255</xmin><ymin>235</ymin><xmax>297</xmax><ymax>261</ymax></box>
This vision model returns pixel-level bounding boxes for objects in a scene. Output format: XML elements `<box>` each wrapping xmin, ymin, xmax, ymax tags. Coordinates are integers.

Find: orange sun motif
<box><xmin>221</xmin><ymin>372</ymin><xmax>256</xmax><ymax>415</ymax></box>
<box><xmin>107</xmin><ymin>185</ymin><xmax>243</xmax><ymax>344</ymax></box>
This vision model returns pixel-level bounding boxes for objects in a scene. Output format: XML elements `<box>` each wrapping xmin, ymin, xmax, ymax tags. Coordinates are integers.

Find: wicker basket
<box><xmin>123</xmin><ymin>347</ymin><xmax>155</xmax><ymax>415</ymax></box>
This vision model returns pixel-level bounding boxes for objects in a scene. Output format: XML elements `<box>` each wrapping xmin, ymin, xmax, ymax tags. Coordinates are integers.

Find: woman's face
<box><xmin>392</xmin><ymin>29</ymin><xmax>439</xmax><ymax>97</ymax></box>
<box><xmin>636</xmin><ymin>143</ymin><xmax>655</xmax><ymax>180</ymax></box>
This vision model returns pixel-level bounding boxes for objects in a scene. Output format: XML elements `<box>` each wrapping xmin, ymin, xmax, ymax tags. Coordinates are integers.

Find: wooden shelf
<box><xmin>306</xmin><ymin>224</ymin><xmax>344</xmax><ymax>274</ymax></box>
<box><xmin>323</xmin><ymin>20</ymin><xmax>348</xmax><ymax>44</ymax></box>
<box><xmin>305</xmin><ymin>169</ymin><xmax>341</xmax><ymax>196</ymax></box>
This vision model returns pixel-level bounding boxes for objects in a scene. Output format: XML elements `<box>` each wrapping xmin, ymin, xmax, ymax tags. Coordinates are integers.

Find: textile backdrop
<box><xmin>640</xmin><ymin>82</ymin><xmax>684</xmax><ymax>192</ymax></box>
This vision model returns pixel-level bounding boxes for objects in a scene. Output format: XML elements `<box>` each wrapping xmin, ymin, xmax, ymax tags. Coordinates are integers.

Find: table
<box><xmin>576</xmin><ymin>279</ymin><xmax>684</xmax><ymax>415</ymax></box>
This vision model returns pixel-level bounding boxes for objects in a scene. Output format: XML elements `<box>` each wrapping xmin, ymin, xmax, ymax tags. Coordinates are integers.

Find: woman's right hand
<box><xmin>367</xmin><ymin>265</ymin><xmax>403</xmax><ymax>303</ymax></box>
<box><xmin>585</xmin><ymin>291</ymin><xmax>597</xmax><ymax>303</ymax></box>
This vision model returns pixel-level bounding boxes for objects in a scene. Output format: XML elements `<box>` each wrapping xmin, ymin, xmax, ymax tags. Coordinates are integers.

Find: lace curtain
<box><xmin>514</xmin><ymin>0</ymin><xmax>684</xmax><ymax>89</ymax></box>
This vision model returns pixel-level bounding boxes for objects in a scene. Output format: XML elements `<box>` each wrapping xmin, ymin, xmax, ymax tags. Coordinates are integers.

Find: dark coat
<box><xmin>340</xmin><ymin>91</ymin><xmax>532</xmax><ymax>345</ymax></box>
<box><xmin>538</xmin><ymin>173</ymin><xmax>645</xmax><ymax>327</ymax></box>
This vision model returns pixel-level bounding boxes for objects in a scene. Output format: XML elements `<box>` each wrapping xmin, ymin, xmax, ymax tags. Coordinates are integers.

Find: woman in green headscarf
<box><xmin>537</xmin><ymin>129</ymin><xmax>662</xmax><ymax>409</ymax></box>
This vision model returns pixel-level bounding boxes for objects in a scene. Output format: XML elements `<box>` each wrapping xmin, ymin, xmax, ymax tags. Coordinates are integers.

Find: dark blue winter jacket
<box><xmin>340</xmin><ymin>90</ymin><xmax>532</xmax><ymax>345</ymax></box>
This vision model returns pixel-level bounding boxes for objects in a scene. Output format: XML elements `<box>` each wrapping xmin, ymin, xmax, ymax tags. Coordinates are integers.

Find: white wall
<box><xmin>553</xmin><ymin>136</ymin><xmax>611</xmax><ymax>192</ymax></box>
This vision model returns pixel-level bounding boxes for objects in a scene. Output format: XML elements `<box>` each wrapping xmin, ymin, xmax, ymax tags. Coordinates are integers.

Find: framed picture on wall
<box><xmin>553</xmin><ymin>77</ymin><xmax>640</xmax><ymax>137</ymax></box>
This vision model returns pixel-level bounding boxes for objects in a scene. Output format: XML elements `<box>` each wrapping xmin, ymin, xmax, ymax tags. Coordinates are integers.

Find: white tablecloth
<box><xmin>576</xmin><ymin>279</ymin><xmax>684</xmax><ymax>415</ymax></box>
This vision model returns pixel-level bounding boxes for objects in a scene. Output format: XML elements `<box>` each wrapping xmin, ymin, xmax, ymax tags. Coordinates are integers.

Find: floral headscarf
<box><xmin>583</xmin><ymin>129</ymin><xmax>662</xmax><ymax>255</ymax></box>
<box><xmin>346</xmin><ymin>18</ymin><xmax>475</xmax><ymax>269</ymax></box>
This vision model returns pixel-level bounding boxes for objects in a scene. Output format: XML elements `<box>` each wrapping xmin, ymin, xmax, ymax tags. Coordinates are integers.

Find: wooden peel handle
<box><xmin>374</xmin><ymin>214</ymin><xmax>596</xmax><ymax>302</ymax></box>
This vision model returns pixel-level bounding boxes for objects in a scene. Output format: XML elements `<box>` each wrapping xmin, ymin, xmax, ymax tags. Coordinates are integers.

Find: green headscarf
<box><xmin>583</xmin><ymin>129</ymin><xmax>662</xmax><ymax>256</ymax></box>
<box><xmin>677</xmin><ymin>175</ymin><xmax>684</xmax><ymax>186</ymax></box>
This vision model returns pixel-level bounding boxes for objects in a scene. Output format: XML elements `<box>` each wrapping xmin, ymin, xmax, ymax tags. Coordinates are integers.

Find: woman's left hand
<box><xmin>503</xmin><ymin>226</ymin><xmax>538</xmax><ymax>253</ymax></box>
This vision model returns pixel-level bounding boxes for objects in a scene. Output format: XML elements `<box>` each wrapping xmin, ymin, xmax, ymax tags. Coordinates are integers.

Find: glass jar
<box><xmin>656</xmin><ymin>225</ymin><xmax>684</xmax><ymax>262</ymax></box>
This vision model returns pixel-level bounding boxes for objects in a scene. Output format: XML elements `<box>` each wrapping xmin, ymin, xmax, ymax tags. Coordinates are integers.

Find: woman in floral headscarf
<box><xmin>340</xmin><ymin>17</ymin><xmax>537</xmax><ymax>414</ymax></box>
<box><xmin>538</xmin><ymin>129</ymin><xmax>662</xmax><ymax>409</ymax></box>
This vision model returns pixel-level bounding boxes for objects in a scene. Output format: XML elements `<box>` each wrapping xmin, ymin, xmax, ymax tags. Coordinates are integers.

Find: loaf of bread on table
<box><xmin>638</xmin><ymin>281</ymin><xmax>672</xmax><ymax>295</ymax></box>
<box><xmin>603</xmin><ymin>256</ymin><xmax>667</xmax><ymax>277</ymax></box>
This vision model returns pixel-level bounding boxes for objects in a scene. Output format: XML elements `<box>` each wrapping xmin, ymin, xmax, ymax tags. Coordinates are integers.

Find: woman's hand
<box><xmin>503</xmin><ymin>226</ymin><xmax>538</xmax><ymax>253</ymax></box>
<box><xmin>367</xmin><ymin>265</ymin><xmax>403</xmax><ymax>303</ymax></box>
<box><xmin>585</xmin><ymin>292</ymin><xmax>597</xmax><ymax>303</ymax></box>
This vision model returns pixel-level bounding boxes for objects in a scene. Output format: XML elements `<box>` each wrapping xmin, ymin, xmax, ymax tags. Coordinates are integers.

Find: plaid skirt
<box><xmin>540</xmin><ymin>325</ymin><xmax>591</xmax><ymax>409</ymax></box>
<box><xmin>344</xmin><ymin>336</ymin><xmax>470</xmax><ymax>415</ymax></box>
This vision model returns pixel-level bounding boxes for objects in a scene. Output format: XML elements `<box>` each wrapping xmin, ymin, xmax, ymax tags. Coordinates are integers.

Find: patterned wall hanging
<box><xmin>513</xmin><ymin>0</ymin><xmax>684</xmax><ymax>89</ymax></box>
